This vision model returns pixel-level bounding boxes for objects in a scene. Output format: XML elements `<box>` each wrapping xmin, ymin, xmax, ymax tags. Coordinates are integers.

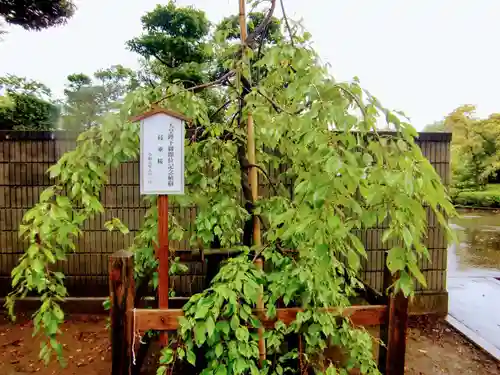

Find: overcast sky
<box><xmin>0</xmin><ymin>0</ymin><xmax>498</xmax><ymax>129</ymax></box>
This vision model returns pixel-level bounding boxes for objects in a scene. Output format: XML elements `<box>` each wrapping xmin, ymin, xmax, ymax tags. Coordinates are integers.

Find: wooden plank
<box><xmin>132</xmin><ymin>305</ymin><xmax>388</xmax><ymax>332</ymax></box>
<box><xmin>109</xmin><ymin>250</ymin><xmax>135</xmax><ymax>375</ymax></box>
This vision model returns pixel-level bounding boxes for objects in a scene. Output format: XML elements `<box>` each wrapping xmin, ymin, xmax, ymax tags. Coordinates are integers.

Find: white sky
<box><xmin>0</xmin><ymin>0</ymin><xmax>499</xmax><ymax>130</ymax></box>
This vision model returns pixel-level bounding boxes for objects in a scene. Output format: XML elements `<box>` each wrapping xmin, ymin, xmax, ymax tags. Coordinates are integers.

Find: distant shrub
<box><xmin>452</xmin><ymin>189</ymin><xmax>500</xmax><ymax>208</ymax></box>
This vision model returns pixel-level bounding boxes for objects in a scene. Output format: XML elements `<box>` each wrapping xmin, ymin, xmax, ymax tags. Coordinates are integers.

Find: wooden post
<box><xmin>109</xmin><ymin>250</ymin><xmax>135</xmax><ymax>375</ymax></box>
<box><xmin>378</xmin><ymin>265</ymin><xmax>391</xmax><ymax>373</ymax></box>
<box><xmin>378</xmin><ymin>266</ymin><xmax>409</xmax><ymax>375</ymax></box>
<box><xmin>158</xmin><ymin>194</ymin><xmax>170</xmax><ymax>346</ymax></box>
<box><xmin>384</xmin><ymin>291</ymin><xmax>409</xmax><ymax>375</ymax></box>
<box><xmin>239</xmin><ymin>0</ymin><xmax>266</xmax><ymax>365</ymax></box>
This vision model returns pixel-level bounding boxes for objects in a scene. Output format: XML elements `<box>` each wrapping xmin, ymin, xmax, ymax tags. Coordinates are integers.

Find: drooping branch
<box><xmin>280</xmin><ymin>0</ymin><xmax>295</xmax><ymax>47</ymax></box>
<box><xmin>209</xmin><ymin>99</ymin><xmax>232</xmax><ymax>121</ymax></box>
<box><xmin>153</xmin><ymin>71</ymin><xmax>235</xmax><ymax>105</ymax></box>
<box><xmin>152</xmin><ymin>53</ymin><xmax>173</xmax><ymax>68</ymax></box>
<box><xmin>246</xmin><ymin>0</ymin><xmax>277</xmax><ymax>48</ymax></box>
<box><xmin>243</xmin><ymin>163</ymin><xmax>280</xmax><ymax>195</ymax></box>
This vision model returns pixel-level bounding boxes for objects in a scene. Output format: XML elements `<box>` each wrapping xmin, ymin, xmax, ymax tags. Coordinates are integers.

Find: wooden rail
<box><xmin>130</xmin><ymin>305</ymin><xmax>388</xmax><ymax>332</ymax></box>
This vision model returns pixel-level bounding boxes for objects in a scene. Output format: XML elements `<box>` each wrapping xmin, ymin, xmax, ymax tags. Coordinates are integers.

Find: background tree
<box><xmin>61</xmin><ymin>65</ymin><xmax>138</xmax><ymax>131</ymax></box>
<box><xmin>445</xmin><ymin>105</ymin><xmax>500</xmax><ymax>188</ymax></box>
<box><xmin>422</xmin><ymin>120</ymin><xmax>446</xmax><ymax>132</ymax></box>
<box><xmin>0</xmin><ymin>74</ymin><xmax>60</xmax><ymax>130</ymax></box>
<box><xmin>126</xmin><ymin>1</ymin><xmax>284</xmax><ymax>128</ymax></box>
<box><xmin>0</xmin><ymin>0</ymin><xmax>76</xmax><ymax>31</ymax></box>
<box><xmin>126</xmin><ymin>1</ymin><xmax>212</xmax><ymax>87</ymax></box>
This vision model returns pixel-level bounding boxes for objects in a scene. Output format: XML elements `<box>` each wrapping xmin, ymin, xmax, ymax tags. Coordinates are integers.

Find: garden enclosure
<box><xmin>0</xmin><ymin>131</ymin><xmax>451</xmax><ymax>314</ymax></box>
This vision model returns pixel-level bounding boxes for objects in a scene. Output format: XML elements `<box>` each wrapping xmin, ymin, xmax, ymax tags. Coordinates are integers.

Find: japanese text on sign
<box><xmin>140</xmin><ymin>112</ymin><xmax>185</xmax><ymax>195</ymax></box>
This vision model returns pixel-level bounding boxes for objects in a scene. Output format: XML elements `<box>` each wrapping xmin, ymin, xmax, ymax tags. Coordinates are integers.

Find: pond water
<box><xmin>449</xmin><ymin>209</ymin><xmax>500</xmax><ymax>277</ymax></box>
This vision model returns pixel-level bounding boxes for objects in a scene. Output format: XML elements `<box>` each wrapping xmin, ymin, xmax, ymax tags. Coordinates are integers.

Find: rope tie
<box><xmin>131</xmin><ymin>308</ymin><xmax>146</xmax><ymax>365</ymax></box>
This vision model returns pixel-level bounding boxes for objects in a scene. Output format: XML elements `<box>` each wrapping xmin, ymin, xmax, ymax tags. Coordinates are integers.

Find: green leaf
<box><xmin>39</xmin><ymin>342</ymin><xmax>50</xmax><ymax>364</ymax></box>
<box><xmin>177</xmin><ymin>347</ymin><xmax>185</xmax><ymax>360</ymax></box>
<box><xmin>387</xmin><ymin>247</ymin><xmax>406</xmax><ymax>273</ymax></box>
<box><xmin>55</xmin><ymin>195</ymin><xmax>71</xmax><ymax>208</ymax></box>
<box><xmin>382</xmin><ymin>228</ymin><xmax>393</xmax><ymax>243</ymax></box>
<box><xmin>159</xmin><ymin>348</ymin><xmax>174</xmax><ymax>364</ymax></box>
<box><xmin>235</xmin><ymin>326</ymin><xmax>249</xmax><ymax>342</ymax></box>
<box><xmin>215</xmin><ymin>343</ymin><xmax>224</xmax><ymax>358</ymax></box>
<box><xmin>215</xmin><ymin>364</ymin><xmax>227</xmax><ymax>375</ymax></box>
<box><xmin>186</xmin><ymin>349</ymin><xmax>196</xmax><ymax>366</ymax></box>
<box><xmin>362</xmin><ymin>153</ymin><xmax>373</xmax><ymax>165</ymax></box>
<box><xmin>402</xmin><ymin>227</ymin><xmax>413</xmax><ymax>248</ymax></box>
<box><xmin>71</xmin><ymin>183</ymin><xmax>80</xmax><ymax>197</ymax></box>
<box><xmin>408</xmin><ymin>261</ymin><xmax>427</xmax><ymax>287</ymax></box>
<box><xmin>53</xmin><ymin>304</ymin><xmax>64</xmax><ymax>320</ymax></box>
<box><xmin>48</xmin><ymin>164</ymin><xmax>61</xmax><ymax>179</ymax></box>
<box><xmin>234</xmin><ymin>357</ymin><xmax>247</xmax><ymax>374</ymax></box>
<box><xmin>42</xmin><ymin>248</ymin><xmax>56</xmax><ymax>264</ymax></box>
<box><xmin>347</xmin><ymin>249</ymin><xmax>360</xmax><ymax>270</ymax></box>
<box><xmin>194</xmin><ymin>322</ymin><xmax>206</xmax><ymax>346</ymax></box>
<box><xmin>351</xmin><ymin>235</ymin><xmax>367</xmax><ymax>258</ymax></box>
<box><xmin>230</xmin><ymin>314</ymin><xmax>239</xmax><ymax>331</ymax></box>
<box><xmin>40</xmin><ymin>188</ymin><xmax>54</xmax><ymax>203</ymax></box>
<box><xmin>397</xmin><ymin>271</ymin><xmax>413</xmax><ymax>296</ymax></box>
<box><xmin>243</xmin><ymin>282</ymin><xmax>258</xmax><ymax>302</ymax></box>
<box><xmin>216</xmin><ymin>320</ymin><xmax>230</xmax><ymax>336</ymax></box>
<box><xmin>205</xmin><ymin>315</ymin><xmax>216</xmax><ymax>338</ymax></box>
<box><xmin>32</xmin><ymin>258</ymin><xmax>44</xmax><ymax>273</ymax></box>
<box><xmin>195</xmin><ymin>304</ymin><xmax>210</xmax><ymax>319</ymax></box>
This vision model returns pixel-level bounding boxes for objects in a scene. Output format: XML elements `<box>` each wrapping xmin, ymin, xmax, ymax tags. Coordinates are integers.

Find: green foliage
<box><xmin>0</xmin><ymin>75</ymin><xmax>53</xmax><ymax>96</ymax></box>
<box><xmin>158</xmin><ymin>256</ymin><xmax>264</xmax><ymax>375</ymax></box>
<box><xmin>422</xmin><ymin>120</ymin><xmax>446</xmax><ymax>132</ymax></box>
<box><xmin>0</xmin><ymin>0</ymin><xmax>76</xmax><ymax>30</ymax></box>
<box><xmin>216</xmin><ymin>12</ymin><xmax>282</xmax><ymax>43</ymax></box>
<box><xmin>61</xmin><ymin>65</ymin><xmax>139</xmax><ymax>131</ymax></box>
<box><xmin>0</xmin><ymin>74</ymin><xmax>59</xmax><ymax>130</ymax></box>
<box><xmin>0</xmin><ymin>92</ymin><xmax>60</xmax><ymax>130</ymax></box>
<box><xmin>451</xmin><ymin>184</ymin><xmax>500</xmax><ymax>208</ymax></box>
<box><xmin>8</xmin><ymin>3</ymin><xmax>455</xmax><ymax>374</ymax></box>
<box><xmin>444</xmin><ymin>105</ymin><xmax>500</xmax><ymax>189</ymax></box>
<box><xmin>127</xmin><ymin>1</ymin><xmax>212</xmax><ymax>87</ymax></box>
<box><xmin>6</xmin><ymin>112</ymin><xmax>140</xmax><ymax>364</ymax></box>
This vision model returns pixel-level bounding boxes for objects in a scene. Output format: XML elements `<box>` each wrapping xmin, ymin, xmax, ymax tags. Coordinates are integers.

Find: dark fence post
<box><xmin>378</xmin><ymin>264</ymin><xmax>391</xmax><ymax>373</ymax></box>
<box><xmin>385</xmin><ymin>291</ymin><xmax>409</xmax><ymax>375</ymax></box>
<box><xmin>378</xmin><ymin>266</ymin><xmax>409</xmax><ymax>375</ymax></box>
<box><xmin>109</xmin><ymin>250</ymin><xmax>135</xmax><ymax>375</ymax></box>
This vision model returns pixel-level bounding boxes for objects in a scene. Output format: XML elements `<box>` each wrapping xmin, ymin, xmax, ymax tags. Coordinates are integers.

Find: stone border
<box><xmin>446</xmin><ymin>315</ymin><xmax>500</xmax><ymax>362</ymax></box>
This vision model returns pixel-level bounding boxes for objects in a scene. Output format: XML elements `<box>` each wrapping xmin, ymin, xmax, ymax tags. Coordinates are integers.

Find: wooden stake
<box><xmin>379</xmin><ymin>267</ymin><xmax>409</xmax><ymax>375</ymax></box>
<box><xmin>239</xmin><ymin>0</ymin><xmax>266</xmax><ymax>365</ymax></box>
<box><xmin>158</xmin><ymin>195</ymin><xmax>170</xmax><ymax>346</ymax></box>
<box><xmin>384</xmin><ymin>291</ymin><xmax>409</xmax><ymax>375</ymax></box>
<box><xmin>109</xmin><ymin>250</ymin><xmax>135</xmax><ymax>375</ymax></box>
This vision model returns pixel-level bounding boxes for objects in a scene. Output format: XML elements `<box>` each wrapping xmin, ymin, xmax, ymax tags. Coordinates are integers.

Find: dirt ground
<box><xmin>0</xmin><ymin>314</ymin><xmax>498</xmax><ymax>375</ymax></box>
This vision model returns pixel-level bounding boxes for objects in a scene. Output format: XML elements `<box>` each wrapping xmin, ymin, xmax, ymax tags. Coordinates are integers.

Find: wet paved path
<box><xmin>447</xmin><ymin>211</ymin><xmax>500</xmax><ymax>361</ymax></box>
<box><xmin>447</xmin><ymin>276</ymin><xmax>500</xmax><ymax>360</ymax></box>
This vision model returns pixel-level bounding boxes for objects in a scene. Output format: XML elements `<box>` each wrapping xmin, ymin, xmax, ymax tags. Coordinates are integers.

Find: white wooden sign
<box><xmin>137</xmin><ymin>109</ymin><xmax>186</xmax><ymax>195</ymax></box>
